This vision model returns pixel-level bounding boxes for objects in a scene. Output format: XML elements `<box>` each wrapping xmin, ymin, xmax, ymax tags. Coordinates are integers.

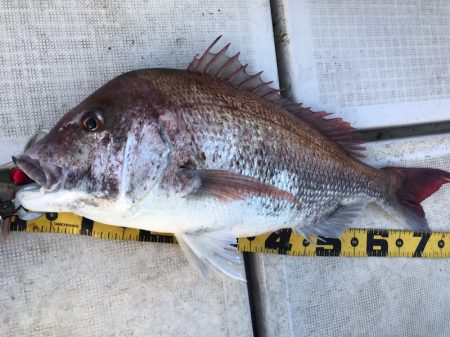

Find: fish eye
<box><xmin>81</xmin><ymin>109</ymin><xmax>104</xmax><ymax>132</ymax></box>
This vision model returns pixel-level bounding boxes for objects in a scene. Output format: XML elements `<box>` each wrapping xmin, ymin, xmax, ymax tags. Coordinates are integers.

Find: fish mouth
<box><xmin>16</xmin><ymin>155</ymin><xmax>63</xmax><ymax>192</ymax></box>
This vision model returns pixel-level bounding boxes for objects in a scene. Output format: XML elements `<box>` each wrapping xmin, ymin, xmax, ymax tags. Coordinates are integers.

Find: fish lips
<box><xmin>16</xmin><ymin>155</ymin><xmax>63</xmax><ymax>192</ymax></box>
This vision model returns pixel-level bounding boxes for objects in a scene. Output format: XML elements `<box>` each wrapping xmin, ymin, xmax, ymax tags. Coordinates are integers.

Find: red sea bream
<box><xmin>15</xmin><ymin>37</ymin><xmax>450</xmax><ymax>279</ymax></box>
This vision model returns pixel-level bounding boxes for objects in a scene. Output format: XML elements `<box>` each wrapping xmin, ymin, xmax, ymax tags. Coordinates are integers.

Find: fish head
<box><xmin>16</xmin><ymin>70</ymin><xmax>170</xmax><ymax>213</ymax></box>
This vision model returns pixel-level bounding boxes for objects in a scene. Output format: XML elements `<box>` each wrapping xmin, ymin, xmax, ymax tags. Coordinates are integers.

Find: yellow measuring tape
<box><xmin>9</xmin><ymin>212</ymin><xmax>450</xmax><ymax>258</ymax></box>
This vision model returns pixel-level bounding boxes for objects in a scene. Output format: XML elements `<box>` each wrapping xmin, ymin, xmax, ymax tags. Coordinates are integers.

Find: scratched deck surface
<box><xmin>0</xmin><ymin>1</ymin><xmax>279</xmax><ymax>336</ymax></box>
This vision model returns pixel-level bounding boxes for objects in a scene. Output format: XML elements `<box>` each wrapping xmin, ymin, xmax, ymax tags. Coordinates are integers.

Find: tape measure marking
<box><xmin>9</xmin><ymin>212</ymin><xmax>450</xmax><ymax>258</ymax></box>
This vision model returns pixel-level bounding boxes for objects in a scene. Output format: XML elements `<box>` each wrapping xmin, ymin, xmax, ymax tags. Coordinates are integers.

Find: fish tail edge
<box><xmin>380</xmin><ymin>167</ymin><xmax>450</xmax><ymax>231</ymax></box>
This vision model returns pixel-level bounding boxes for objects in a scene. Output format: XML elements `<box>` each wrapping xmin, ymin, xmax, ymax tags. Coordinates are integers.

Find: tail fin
<box><xmin>382</xmin><ymin>167</ymin><xmax>450</xmax><ymax>230</ymax></box>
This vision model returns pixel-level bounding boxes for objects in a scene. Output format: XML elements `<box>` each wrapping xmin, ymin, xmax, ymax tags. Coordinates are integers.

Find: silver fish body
<box><xmin>16</xmin><ymin>39</ymin><xmax>450</xmax><ymax>279</ymax></box>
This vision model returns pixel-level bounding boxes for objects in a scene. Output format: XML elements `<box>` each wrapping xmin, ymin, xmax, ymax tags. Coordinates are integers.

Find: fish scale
<box><xmin>168</xmin><ymin>70</ymin><xmax>384</xmax><ymax>229</ymax></box>
<box><xmin>14</xmin><ymin>37</ymin><xmax>450</xmax><ymax>279</ymax></box>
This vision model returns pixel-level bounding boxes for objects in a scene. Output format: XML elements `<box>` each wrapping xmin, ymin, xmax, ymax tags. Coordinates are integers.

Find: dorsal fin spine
<box><xmin>195</xmin><ymin>35</ymin><xmax>222</xmax><ymax>71</ymax></box>
<box><xmin>251</xmin><ymin>81</ymin><xmax>273</xmax><ymax>93</ymax></box>
<box><xmin>187</xmin><ymin>36</ymin><xmax>366</xmax><ymax>158</ymax></box>
<box><xmin>261</xmin><ymin>88</ymin><xmax>281</xmax><ymax>99</ymax></box>
<box><xmin>271</xmin><ymin>97</ymin><xmax>286</xmax><ymax>104</ymax></box>
<box><xmin>204</xmin><ymin>43</ymin><xmax>230</xmax><ymax>74</ymax></box>
<box><xmin>228</xmin><ymin>64</ymin><xmax>248</xmax><ymax>82</ymax></box>
<box><xmin>238</xmin><ymin>71</ymin><xmax>263</xmax><ymax>88</ymax></box>
<box><xmin>215</xmin><ymin>52</ymin><xmax>240</xmax><ymax>77</ymax></box>
<box><xmin>187</xmin><ymin>54</ymin><xmax>199</xmax><ymax>71</ymax></box>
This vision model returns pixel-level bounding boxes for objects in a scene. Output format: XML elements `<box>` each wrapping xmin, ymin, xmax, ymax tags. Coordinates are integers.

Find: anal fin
<box><xmin>297</xmin><ymin>202</ymin><xmax>366</xmax><ymax>240</ymax></box>
<box><xmin>175</xmin><ymin>231</ymin><xmax>245</xmax><ymax>281</ymax></box>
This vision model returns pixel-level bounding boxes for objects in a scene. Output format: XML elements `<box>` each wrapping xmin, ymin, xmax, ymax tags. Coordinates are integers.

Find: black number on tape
<box><xmin>80</xmin><ymin>217</ymin><xmax>94</xmax><ymax>235</ymax></box>
<box><xmin>12</xmin><ymin>218</ymin><xmax>27</xmax><ymax>231</ymax></box>
<box><xmin>265</xmin><ymin>229</ymin><xmax>292</xmax><ymax>254</ymax></box>
<box><xmin>367</xmin><ymin>230</ymin><xmax>389</xmax><ymax>256</ymax></box>
<box><xmin>316</xmin><ymin>237</ymin><xmax>341</xmax><ymax>256</ymax></box>
<box><xmin>412</xmin><ymin>232</ymin><xmax>431</xmax><ymax>257</ymax></box>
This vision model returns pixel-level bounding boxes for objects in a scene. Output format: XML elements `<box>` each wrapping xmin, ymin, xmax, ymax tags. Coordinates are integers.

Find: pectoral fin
<box><xmin>175</xmin><ymin>231</ymin><xmax>245</xmax><ymax>281</ymax></box>
<box><xmin>182</xmin><ymin>169</ymin><xmax>298</xmax><ymax>202</ymax></box>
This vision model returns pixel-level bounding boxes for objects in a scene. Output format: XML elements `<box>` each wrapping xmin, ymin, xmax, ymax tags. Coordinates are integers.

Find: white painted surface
<box><xmin>254</xmin><ymin>254</ymin><xmax>450</xmax><ymax>337</ymax></box>
<box><xmin>3</xmin><ymin>1</ymin><xmax>450</xmax><ymax>336</ymax></box>
<box><xmin>0</xmin><ymin>233</ymin><xmax>252</xmax><ymax>337</ymax></box>
<box><xmin>0</xmin><ymin>0</ymin><xmax>280</xmax><ymax>335</ymax></box>
<box><xmin>253</xmin><ymin>133</ymin><xmax>450</xmax><ymax>337</ymax></box>
<box><xmin>275</xmin><ymin>0</ymin><xmax>450</xmax><ymax>129</ymax></box>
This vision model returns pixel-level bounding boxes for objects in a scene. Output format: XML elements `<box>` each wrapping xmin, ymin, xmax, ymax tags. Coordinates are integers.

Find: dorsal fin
<box><xmin>187</xmin><ymin>36</ymin><xmax>365</xmax><ymax>158</ymax></box>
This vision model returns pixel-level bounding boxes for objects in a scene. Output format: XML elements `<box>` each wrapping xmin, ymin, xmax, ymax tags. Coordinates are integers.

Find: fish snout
<box><xmin>16</xmin><ymin>154</ymin><xmax>64</xmax><ymax>192</ymax></box>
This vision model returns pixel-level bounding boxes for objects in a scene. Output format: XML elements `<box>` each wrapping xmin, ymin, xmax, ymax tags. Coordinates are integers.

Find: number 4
<box><xmin>264</xmin><ymin>229</ymin><xmax>292</xmax><ymax>254</ymax></box>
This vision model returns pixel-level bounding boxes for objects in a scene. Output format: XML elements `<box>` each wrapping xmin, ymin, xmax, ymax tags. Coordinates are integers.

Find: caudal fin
<box><xmin>382</xmin><ymin>167</ymin><xmax>450</xmax><ymax>230</ymax></box>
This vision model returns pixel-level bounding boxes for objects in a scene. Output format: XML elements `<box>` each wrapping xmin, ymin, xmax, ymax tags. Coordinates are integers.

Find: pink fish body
<box><xmin>16</xmin><ymin>38</ymin><xmax>450</xmax><ymax>279</ymax></box>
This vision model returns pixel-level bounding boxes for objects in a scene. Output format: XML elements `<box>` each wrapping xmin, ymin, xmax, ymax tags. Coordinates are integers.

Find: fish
<box><xmin>15</xmin><ymin>36</ymin><xmax>450</xmax><ymax>280</ymax></box>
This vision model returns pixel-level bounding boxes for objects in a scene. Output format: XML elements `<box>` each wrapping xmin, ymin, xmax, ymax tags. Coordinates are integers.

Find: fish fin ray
<box><xmin>381</xmin><ymin>167</ymin><xmax>450</xmax><ymax>231</ymax></box>
<box><xmin>187</xmin><ymin>36</ymin><xmax>365</xmax><ymax>158</ymax></box>
<box><xmin>176</xmin><ymin>234</ymin><xmax>210</xmax><ymax>278</ymax></box>
<box><xmin>176</xmin><ymin>231</ymin><xmax>245</xmax><ymax>281</ymax></box>
<box><xmin>297</xmin><ymin>202</ymin><xmax>366</xmax><ymax>238</ymax></box>
<box><xmin>183</xmin><ymin>169</ymin><xmax>298</xmax><ymax>202</ymax></box>
<box><xmin>292</xmin><ymin>226</ymin><xmax>316</xmax><ymax>246</ymax></box>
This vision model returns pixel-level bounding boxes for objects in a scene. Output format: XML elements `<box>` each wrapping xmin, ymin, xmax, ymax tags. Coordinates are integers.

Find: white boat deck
<box><xmin>1</xmin><ymin>1</ymin><xmax>450</xmax><ymax>336</ymax></box>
